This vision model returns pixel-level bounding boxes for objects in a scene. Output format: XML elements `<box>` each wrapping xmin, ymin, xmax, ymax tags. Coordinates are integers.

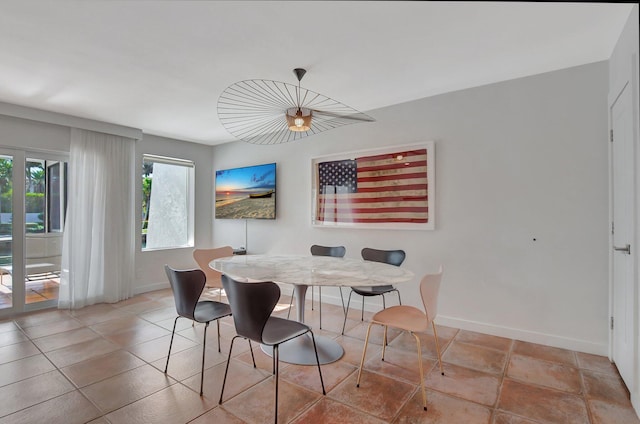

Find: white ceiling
<box><xmin>0</xmin><ymin>1</ymin><xmax>634</xmax><ymax>145</ymax></box>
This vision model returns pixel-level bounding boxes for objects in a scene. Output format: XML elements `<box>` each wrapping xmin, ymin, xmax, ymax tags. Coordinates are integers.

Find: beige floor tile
<box><xmin>576</xmin><ymin>352</ymin><xmax>620</xmax><ymax>377</ymax></box>
<box><xmin>291</xmin><ymin>397</ymin><xmax>387</xmax><ymax>424</ymax></box>
<box><xmin>0</xmin><ymin>390</ymin><xmax>101</xmax><ymax>424</ymax></box>
<box><xmin>512</xmin><ymin>340</ymin><xmax>577</xmax><ymax>367</ymax></box>
<box><xmin>442</xmin><ymin>340</ymin><xmax>508</xmax><ymax>375</ymax></box>
<box><xmin>0</xmin><ymin>340</ymin><xmax>39</xmax><ymax>364</ymax></box>
<box><xmin>222</xmin><ymin>378</ymin><xmax>321</xmax><ymax>424</ymax></box>
<box><xmin>103</xmin><ymin>322</ymin><xmax>169</xmax><ymax>347</ymax></box>
<box><xmin>32</xmin><ymin>327</ymin><xmax>100</xmax><ymax>352</ymax></box>
<box><xmin>90</xmin><ymin>314</ymin><xmax>152</xmax><ymax>336</ymax></box>
<box><xmin>492</xmin><ymin>411</ymin><xmax>541</xmax><ymax>424</ymax></box>
<box><xmin>152</xmin><ymin>344</ymin><xmax>231</xmax><ymax>381</ymax></box>
<box><xmin>497</xmin><ymin>378</ymin><xmax>589</xmax><ymax>424</ymax></box>
<box><xmin>0</xmin><ymin>354</ymin><xmax>56</xmax><ymax>387</ymax></box>
<box><xmin>455</xmin><ymin>330</ymin><xmax>513</xmax><ymax>352</ymax></box>
<box><xmin>154</xmin><ymin>315</ymin><xmax>195</xmax><ymax>332</ymax></box>
<box><xmin>139</xmin><ymin>306</ymin><xmax>179</xmax><ymax>323</ymax></box>
<box><xmin>115</xmin><ymin>299</ymin><xmax>167</xmax><ymax>314</ymax></box>
<box><xmin>0</xmin><ymin>330</ymin><xmax>29</xmax><ymax>348</ymax></box>
<box><xmin>188</xmin><ymin>406</ymin><xmax>247</xmax><ymax>424</ymax></box>
<box><xmin>0</xmin><ymin>321</ymin><xmax>18</xmax><ymax>334</ymax></box>
<box><xmin>14</xmin><ymin>309</ymin><xmax>71</xmax><ymax>328</ymax></box>
<box><xmin>127</xmin><ymin>333</ymin><xmax>198</xmax><ymax>363</ymax></box>
<box><xmin>72</xmin><ymin>305</ymin><xmax>133</xmax><ymax>326</ymax></box>
<box><xmin>582</xmin><ymin>369</ymin><xmax>633</xmax><ymax>406</ymax></box>
<box><xmin>281</xmin><ymin>357</ymin><xmax>356</xmax><ymax>393</ymax></box>
<box><xmin>104</xmin><ymin>383</ymin><xmax>216</xmax><ymax>424</ymax></box>
<box><xmin>425</xmin><ymin>362</ymin><xmax>501</xmax><ymax>407</ymax></box>
<box><xmin>333</xmin><ymin>335</ymin><xmax>383</xmax><ymax>367</ymax></box>
<box><xmin>184</xmin><ymin>358</ymin><xmax>270</xmax><ymax>402</ymax></box>
<box><xmin>588</xmin><ymin>399</ymin><xmax>640</xmax><ymax>424</ymax></box>
<box><xmin>394</xmin><ymin>389</ymin><xmax>492</xmax><ymax>424</ymax></box>
<box><xmin>363</xmin><ymin>344</ymin><xmax>437</xmax><ymax>385</ymax></box>
<box><xmin>61</xmin><ymin>349</ymin><xmax>145</xmax><ymax>387</ymax></box>
<box><xmin>506</xmin><ymin>353</ymin><xmax>582</xmax><ymax>394</ymax></box>
<box><xmin>45</xmin><ymin>337</ymin><xmax>120</xmax><ymax>368</ymax></box>
<box><xmin>82</xmin><ymin>364</ymin><xmax>176</xmax><ymax>413</ymax></box>
<box><xmin>89</xmin><ymin>315</ymin><xmax>151</xmax><ymax>336</ymax></box>
<box><xmin>20</xmin><ymin>317</ymin><xmax>84</xmax><ymax>339</ymax></box>
<box><xmin>388</xmin><ymin>330</ymin><xmax>452</xmax><ymax>360</ymax></box>
<box><xmin>0</xmin><ymin>370</ymin><xmax>75</xmax><ymax>417</ymax></box>
<box><xmin>329</xmin><ymin>370</ymin><xmax>416</xmax><ymax>421</ymax></box>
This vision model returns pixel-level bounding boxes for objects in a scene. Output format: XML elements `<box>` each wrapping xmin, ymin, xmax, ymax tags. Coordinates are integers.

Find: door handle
<box><xmin>613</xmin><ymin>244</ymin><xmax>631</xmax><ymax>255</ymax></box>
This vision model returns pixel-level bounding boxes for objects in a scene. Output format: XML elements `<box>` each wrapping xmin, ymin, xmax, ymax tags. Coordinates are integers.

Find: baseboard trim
<box><xmin>134</xmin><ymin>281</ymin><xmax>169</xmax><ymax>296</ymax></box>
<box><xmin>436</xmin><ymin>315</ymin><xmax>608</xmax><ymax>356</ymax></box>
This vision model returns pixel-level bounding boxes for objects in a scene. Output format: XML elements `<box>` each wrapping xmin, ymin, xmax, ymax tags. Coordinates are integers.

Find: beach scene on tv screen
<box><xmin>215</xmin><ymin>163</ymin><xmax>276</xmax><ymax>219</ymax></box>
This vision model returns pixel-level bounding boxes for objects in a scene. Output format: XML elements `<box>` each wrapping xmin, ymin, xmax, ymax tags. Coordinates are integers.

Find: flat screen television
<box><xmin>215</xmin><ymin>162</ymin><xmax>276</xmax><ymax>219</ymax></box>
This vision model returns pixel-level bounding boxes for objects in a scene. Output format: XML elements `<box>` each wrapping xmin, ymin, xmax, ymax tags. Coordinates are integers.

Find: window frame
<box><xmin>141</xmin><ymin>154</ymin><xmax>195</xmax><ymax>251</ymax></box>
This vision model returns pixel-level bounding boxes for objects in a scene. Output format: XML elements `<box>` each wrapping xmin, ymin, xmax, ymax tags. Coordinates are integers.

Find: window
<box><xmin>26</xmin><ymin>158</ymin><xmax>68</xmax><ymax>234</ymax></box>
<box><xmin>142</xmin><ymin>155</ymin><xmax>194</xmax><ymax>250</ymax></box>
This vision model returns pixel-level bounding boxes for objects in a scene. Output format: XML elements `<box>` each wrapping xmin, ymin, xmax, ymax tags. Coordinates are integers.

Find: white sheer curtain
<box><xmin>58</xmin><ymin>128</ymin><xmax>136</xmax><ymax>309</ymax></box>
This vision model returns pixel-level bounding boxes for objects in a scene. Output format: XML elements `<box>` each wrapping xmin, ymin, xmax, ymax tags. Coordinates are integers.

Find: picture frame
<box><xmin>311</xmin><ymin>141</ymin><xmax>435</xmax><ymax>230</ymax></box>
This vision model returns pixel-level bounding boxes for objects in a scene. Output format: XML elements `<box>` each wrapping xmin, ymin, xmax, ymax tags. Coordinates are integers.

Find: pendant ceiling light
<box><xmin>217</xmin><ymin>68</ymin><xmax>375</xmax><ymax>145</ymax></box>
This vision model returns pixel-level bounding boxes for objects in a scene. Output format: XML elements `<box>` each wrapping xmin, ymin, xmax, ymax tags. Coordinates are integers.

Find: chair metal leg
<box><xmin>356</xmin><ymin>322</ymin><xmax>374</xmax><ymax>387</ymax></box>
<box><xmin>200</xmin><ymin>322</ymin><xmax>209</xmax><ymax>396</ymax></box>
<box><xmin>412</xmin><ymin>332</ymin><xmax>427</xmax><ymax>411</ymax></box>
<box><xmin>382</xmin><ymin>326</ymin><xmax>388</xmax><ymax>358</ymax></box>
<box><xmin>274</xmin><ymin>344</ymin><xmax>279</xmax><ymax>424</ymax></box>
<box><xmin>339</xmin><ymin>287</ymin><xmax>345</xmax><ymax>314</ymax></box>
<box><xmin>309</xmin><ymin>331</ymin><xmax>326</xmax><ymax>395</ymax></box>
<box><xmin>287</xmin><ymin>295</ymin><xmax>293</xmax><ymax>320</ymax></box>
<box><xmin>219</xmin><ymin>335</ymin><xmax>239</xmax><ymax>404</ymax></box>
<box><xmin>318</xmin><ymin>287</ymin><xmax>322</xmax><ymax>329</ymax></box>
<box><xmin>361</xmin><ymin>295</ymin><xmax>365</xmax><ymax>321</ymax></box>
<box><xmin>382</xmin><ymin>293</ymin><xmax>386</xmax><ymax>309</ymax></box>
<box><xmin>396</xmin><ymin>289</ymin><xmax>402</xmax><ymax>305</ymax></box>
<box><xmin>432</xmin><ymin>321</ymin><xmax>445</xmax><ymax>375</ymax></box>
<box><xmin>341</xmin><ymin>290</ymin><xmax>354</xmax><ymax>335</ymax></box>
<box><xmin>164</xmin><ymin>316</ymin><xmax>179</xmax><ymax>373</ymax></box>
<box><xmin>311</xmin><ymin>286</ymin><xmax>315</xmax><ymax>310</ymax></box>
<box><xmin>216</xmin><ymin>320</ymin><xmax>221</xmax><ymax>353</ymax></box>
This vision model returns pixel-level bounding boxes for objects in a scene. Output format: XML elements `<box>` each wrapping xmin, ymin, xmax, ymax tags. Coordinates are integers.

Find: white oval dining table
<box><xmin>211</xmin><ymin>254</ymin><xmax>414</xmax><ymax>365</ymax></box>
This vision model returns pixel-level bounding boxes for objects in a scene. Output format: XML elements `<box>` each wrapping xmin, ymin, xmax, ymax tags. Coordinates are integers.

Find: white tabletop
<box><xmin>210</xmin><ymin>254</ymin><xmax>414</xmax><ymax>287</ymax></box>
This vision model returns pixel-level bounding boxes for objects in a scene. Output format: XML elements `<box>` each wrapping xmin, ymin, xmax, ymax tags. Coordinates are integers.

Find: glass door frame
<box><xmin>0</xmin><ymin>148</ymin><xmax>68</xmax><ymax>319</ymax></box>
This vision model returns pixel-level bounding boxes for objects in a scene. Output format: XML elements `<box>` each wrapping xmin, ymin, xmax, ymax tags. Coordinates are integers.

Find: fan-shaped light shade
<box><xmin>286</xmin><ymin>108</ymin><xmax>312</xmax><ymax>132</ymax></box>
<box><xmin>218</xmin><ymin>79</ymin><xmax>375</xmax><ymax>145</ymax></box>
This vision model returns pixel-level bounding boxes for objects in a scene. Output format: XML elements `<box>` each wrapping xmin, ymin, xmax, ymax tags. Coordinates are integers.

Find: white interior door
<box><xmin>611</xmin><ymin>80</ymin><xmax>636</xmax><ymax>391</ymax></box>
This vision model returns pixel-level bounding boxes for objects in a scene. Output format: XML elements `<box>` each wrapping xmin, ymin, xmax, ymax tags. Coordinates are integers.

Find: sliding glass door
<box><xmin>0</xmin><ymin>149</ymin><xmax>68</xmax><ymax>318</ymax></box>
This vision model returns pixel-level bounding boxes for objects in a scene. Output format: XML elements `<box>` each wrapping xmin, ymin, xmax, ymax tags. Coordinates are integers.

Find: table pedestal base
<box><xmin>261</xmin><ymin>334</ymin><xmax>343</xmax><ymax>365</ymax></box>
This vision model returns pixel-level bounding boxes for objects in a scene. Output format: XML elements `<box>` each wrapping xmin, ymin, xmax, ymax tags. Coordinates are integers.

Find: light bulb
<box><xmin>294</xmin><ymin>117</ymin><xmax>305</xmax><ymax>127</ymax></box>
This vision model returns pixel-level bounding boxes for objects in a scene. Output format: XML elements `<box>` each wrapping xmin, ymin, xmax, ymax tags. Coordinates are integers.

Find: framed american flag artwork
<box><xmin>311</xmin><ymin>141</ymin><xmax>435</xmax><ymax>230</ymax></box>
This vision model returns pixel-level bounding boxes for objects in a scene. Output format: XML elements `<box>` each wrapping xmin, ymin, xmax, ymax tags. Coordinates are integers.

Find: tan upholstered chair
<box><xmin>192</xmin><ymin>246</ymin><xmax>234</xmax><ymax>292</ymax></box>
<box><xmin>356</xmin><ymin>266</ymin><xmax>444</xmax><ymax>411</ymax></box>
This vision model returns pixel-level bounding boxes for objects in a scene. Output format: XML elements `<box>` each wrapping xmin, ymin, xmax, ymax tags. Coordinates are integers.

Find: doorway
<box><xmin>0</xmin><ymin>150</ymin><xmax>68</xmax><ymax>317</ymax></box>
<box><xmin>610</xmin><ymin>79</ymin><xmax>637</xmax><ymax>393</ymax></box>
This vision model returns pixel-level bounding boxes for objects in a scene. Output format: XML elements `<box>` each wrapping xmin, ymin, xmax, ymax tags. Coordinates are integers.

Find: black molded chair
<box><xmin>220</xmin><ymin>274</ymin><xmax>325</xmax><ymax>423</ymax></box>
<box><xmin>341</xmin><ymin>248</ymin><xmax>405</xmax><ymax>335</ymax></box>
<box><xmin>164</xmin><ymin>265</ymin><xmax>232</xmax><ymax>396</ymax></box>
<box><xmin>287</xmin><ymin>245</ymin><xmax>346</xmax><ymax>329</ymax></box>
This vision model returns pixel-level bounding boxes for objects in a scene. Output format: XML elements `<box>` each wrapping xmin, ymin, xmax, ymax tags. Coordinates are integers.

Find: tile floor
<box><xmin>0</xmin><ymin>288</ymin><xmax>638</xmax><ymax>424</ymax></box>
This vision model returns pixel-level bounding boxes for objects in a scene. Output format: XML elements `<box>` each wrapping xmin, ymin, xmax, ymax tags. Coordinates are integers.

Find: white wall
<box><xmin>0</xmin><ymin>114</ymin><xmax>69</xmax><ymax>153</ymax></box>
<box><xmin>212</xmin><ymin>62</ymin><xmax>610</xmax><ymax>354</ymax></box>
